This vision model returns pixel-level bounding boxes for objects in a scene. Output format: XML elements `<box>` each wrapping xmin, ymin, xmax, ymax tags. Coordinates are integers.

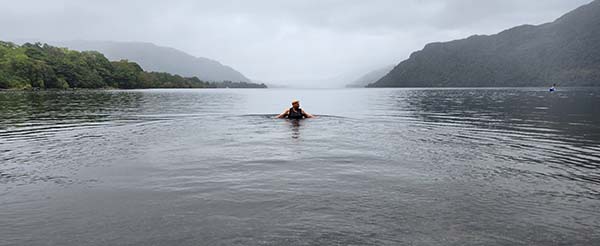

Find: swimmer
<box><xmin>277</xmin><ymin>100</ymin><xmax>315</xmax><ymax>119</ymax></box>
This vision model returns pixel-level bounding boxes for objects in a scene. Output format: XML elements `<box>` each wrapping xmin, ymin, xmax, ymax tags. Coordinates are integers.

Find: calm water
<box><xmin>1</xmin><ymin>88</ymin><xmax>600</xmax><ymax>245</ymax></box>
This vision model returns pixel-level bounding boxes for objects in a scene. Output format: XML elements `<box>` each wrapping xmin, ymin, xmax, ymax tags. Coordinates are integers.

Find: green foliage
<box><xmin>211</xmin><ymin>81</ymin><xmax>268</xmax><ymax>88</ymax></box>
<box><xmin>0</xmin><ymin>41</ymin><xmax>267</xmax><ymax>89</ymax></box>
<box><xmin>0</xmin><ymin>41</ymin><xmax>266</xmax><ymax>89</ymax></box>
<box><xmin>110</xmin><ymin>60</ymin><xmax>143</xmax><ymax>89</ymax></box>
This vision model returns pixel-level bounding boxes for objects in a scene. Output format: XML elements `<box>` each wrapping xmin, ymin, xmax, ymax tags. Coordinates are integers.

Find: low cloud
<box><xmin>0</xmin><ymin>0</ymin><xmax>591</xmax><ymax>87</ymax></box>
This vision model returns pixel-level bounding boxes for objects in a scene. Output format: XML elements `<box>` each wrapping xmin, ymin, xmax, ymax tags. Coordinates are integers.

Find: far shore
<box><xmin>4</xmin><ymin>86</ymin><xmax>600</xmax><ymax>92</ymax></box>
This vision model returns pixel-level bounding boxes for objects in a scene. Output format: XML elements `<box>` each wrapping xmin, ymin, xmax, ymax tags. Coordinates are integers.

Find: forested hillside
<box><xmin>0</xmin><ymin>42</ymin><xmax>265</xmax><ymax>89</ymax></box>
<box><xmin>370</xmin><ymin>0</ymin><xmax>600</xmax><ymax>87</ymax></box>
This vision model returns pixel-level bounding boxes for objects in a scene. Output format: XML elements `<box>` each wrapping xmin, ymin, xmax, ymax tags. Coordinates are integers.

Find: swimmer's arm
<box><xmin>302</xmin><ymin>110</ymin><xmax>315</xmax><ymax>118</ymax></box>
<box><xmin>276</xmin><ymin>109</ymin><xmax>289</xmax><ymax>118</ymax></box>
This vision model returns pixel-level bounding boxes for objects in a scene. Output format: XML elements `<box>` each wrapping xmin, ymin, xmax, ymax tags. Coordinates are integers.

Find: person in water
<box><xmin>277</xmin><ymin>100</ymin><xmax>315</xmax><ymax>119</ymax></box>
<box><xmin>549</xmin><ymin>83</ymin><xmax>556</xmax><ymax>92</ymax></box>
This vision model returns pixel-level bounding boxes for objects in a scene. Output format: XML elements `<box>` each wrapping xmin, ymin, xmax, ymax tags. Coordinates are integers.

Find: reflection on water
<box><xmin>289</xmin><ymin>119</ymin><xmax>302</xmax><ymax>139</ymax></box>
<box><xmin>1</xmin><ymin>88</ymin><xmax>600</xmax><ymax>245</ymax></box>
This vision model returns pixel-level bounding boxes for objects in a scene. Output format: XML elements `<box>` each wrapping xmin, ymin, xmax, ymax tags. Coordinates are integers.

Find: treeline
<box><xmin>0</xmin><ymin>41</ymin><xmax>266</xmax><ymax>89</ymax></box>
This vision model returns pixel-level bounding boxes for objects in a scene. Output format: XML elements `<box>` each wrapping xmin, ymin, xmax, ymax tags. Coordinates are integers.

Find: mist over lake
<box><xmin>1</xmin><ymin>88</ymin><xmax>599</xmax><ymax>245</ymax></box>
<box><xmin>2</xmin><ymin>0</ymin><xmax>600</xmax><ymax>244</ymax></box>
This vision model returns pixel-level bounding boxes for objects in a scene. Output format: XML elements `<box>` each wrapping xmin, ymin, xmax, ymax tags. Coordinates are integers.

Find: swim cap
<box><xmin>292</xmin><ymin>100</ymin><xmax>299</xmax><ymax>104</ymax></box>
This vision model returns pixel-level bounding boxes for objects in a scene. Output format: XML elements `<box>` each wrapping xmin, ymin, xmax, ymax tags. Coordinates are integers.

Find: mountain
<box><xmin>346</xmin><ymin>65</ymin><xmax>395</xmax><ymax>88</ymax></box>
<box><xmin>0</xmin><ymin>41</ymin><xmax>208</xmax><ymax>89</ymax></box>
<box><xmin>52</xmin><ymin>40</ymin><xmax>252</xmax><ymax>83</ymax></box>
<box><xmin>370</xmin><ymin>0</ymin><xmax>600</xmax><ymax>87</ymax></box>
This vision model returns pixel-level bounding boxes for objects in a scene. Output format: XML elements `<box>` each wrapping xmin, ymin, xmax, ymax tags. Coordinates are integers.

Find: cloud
<box><xmin>0</xmin><ymin>0</ymin><xmax>592</xmax><ymax>87</ymax></box>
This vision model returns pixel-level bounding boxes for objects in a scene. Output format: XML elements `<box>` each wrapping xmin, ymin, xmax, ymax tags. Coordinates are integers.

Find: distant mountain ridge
<box><xmin>370</xmin><ymin>0</ymin><xmax>600</xmax><ymax>87</ymax></box>
<box><xmin>52</xmin><ymin>40</ymin><xmax>252</xmax><ymax>83</ymax></box>
<box><xmin>346</xmin><ymin>65</ymin><xmax>394</xmax><ymax>88</ymax></box>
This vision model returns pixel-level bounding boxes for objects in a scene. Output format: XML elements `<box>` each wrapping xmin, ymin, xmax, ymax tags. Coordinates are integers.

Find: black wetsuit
<box><xmin>288</xmin><ymin>107</ymin><xmax>306</xmax><ymax>119</ymax></box>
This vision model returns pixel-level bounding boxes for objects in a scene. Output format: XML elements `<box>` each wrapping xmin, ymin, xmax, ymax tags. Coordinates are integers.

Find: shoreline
<box><xmin>0</xmin><ymin>87</ymin><xmax>269</xmax><ymax>91</ymax></box>
<box><xmin>2</xmin><ymin>86</ymin><xmax>599</xmax><ymax>91</ymax></box>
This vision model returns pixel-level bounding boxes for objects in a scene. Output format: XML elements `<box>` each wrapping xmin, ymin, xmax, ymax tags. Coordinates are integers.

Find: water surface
<box><xmin>1</xmin><ymin>88</ymin><xmax>600</xmax><ymax>245</ymax></box>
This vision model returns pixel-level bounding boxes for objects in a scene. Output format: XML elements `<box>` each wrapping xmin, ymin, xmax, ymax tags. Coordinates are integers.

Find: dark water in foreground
<box><xmin>1</xmin><ymin>88</ymin><xmax>600</xmax><ymax>245</ymax></box>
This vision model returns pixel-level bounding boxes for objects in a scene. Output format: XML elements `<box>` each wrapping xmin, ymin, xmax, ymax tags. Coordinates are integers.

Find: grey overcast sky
<box><xmin>0</xmin><ymin>0</ymin><xmax>592</xmax><ymax>87</ymax></box>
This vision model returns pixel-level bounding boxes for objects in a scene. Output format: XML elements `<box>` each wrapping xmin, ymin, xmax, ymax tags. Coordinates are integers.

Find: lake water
<box><xmin>1</xmin><ymin>88</ymin><xmax>600</xmax><ymax>245</ymax></box>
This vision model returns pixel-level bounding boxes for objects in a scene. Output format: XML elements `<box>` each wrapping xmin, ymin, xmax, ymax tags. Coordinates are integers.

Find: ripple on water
<box><xmin>1</xmin><ymin>88</ymin><xmax>600</xmax><ymax>245</ymax></box>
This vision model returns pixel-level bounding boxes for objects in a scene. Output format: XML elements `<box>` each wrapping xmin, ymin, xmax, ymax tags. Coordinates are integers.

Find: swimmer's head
<box><xmin>291</xmin><ymin>100</ymin><xmax>300</xmax><ymax>109</ymax></box>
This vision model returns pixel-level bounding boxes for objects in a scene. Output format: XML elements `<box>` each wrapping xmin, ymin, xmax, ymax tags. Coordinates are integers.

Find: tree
<box><xmin>0</xmin><ymin>40</ymin><xmax>265</xmax><ymax>89</ymax></box>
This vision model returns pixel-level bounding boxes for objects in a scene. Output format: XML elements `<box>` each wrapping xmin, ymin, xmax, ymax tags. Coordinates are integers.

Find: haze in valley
<box><xmin>0</xmin><ymin>0</ymin><xmax>591</xmax><ymax>87</ymax></box>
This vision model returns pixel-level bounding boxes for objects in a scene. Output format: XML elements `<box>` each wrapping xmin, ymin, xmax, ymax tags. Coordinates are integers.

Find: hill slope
<box><xmin>53</xmin><ymin>40</ymin><xmax>252</xmax><ymax>83</ymax></box>
<box><xmin>370</xmin><ymin>0</ymin><xmax>600</xmax><ymax>87</ymax></box>
<box><xmin>346</xmin><ymin>65</ymin><xmax>395</xmax><ymax>88</ymax></box>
